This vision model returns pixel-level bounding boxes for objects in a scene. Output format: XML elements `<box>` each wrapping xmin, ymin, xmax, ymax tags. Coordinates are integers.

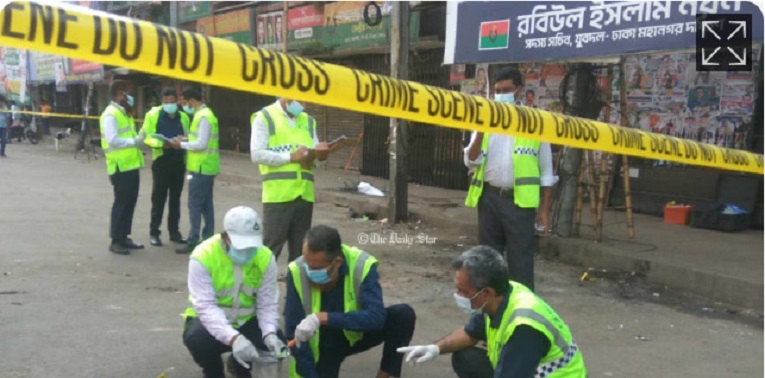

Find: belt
<box><xmin>484</xmin><ymin>184</ymin><xmax>514</xmax><ymax>198</ymax></box>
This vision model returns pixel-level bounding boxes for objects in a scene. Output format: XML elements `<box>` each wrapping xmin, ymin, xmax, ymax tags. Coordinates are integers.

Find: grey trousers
<box><xmin>187</xmin><ymin>173</ymin><xmax>216</xmax><ymax>246</ymax></box>
<box><xmin>263</xmin><ymin>198</ymin><xmax>313</xmax><ymax>263</ymax></box>
<box><xmin>477</xmin><ymin>189</ymin><xmax>537</xmax><ymax>291</ymax></box>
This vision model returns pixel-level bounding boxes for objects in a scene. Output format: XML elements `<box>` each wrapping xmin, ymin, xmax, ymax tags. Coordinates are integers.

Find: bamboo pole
<box><xmin>573</xmin><ymin>152</ymin><xmax>586</xmax><ymax>236</ymax></box>
<box><xmin>619</xmin><ymin>57</ymin><xmax>636</xmax><ymax>239</ymax></box>
<box><xmin>586</xmin><ymin>151</ymin><xmax>598</xmax><ymax>228</ymax></box>
<box><xmin>595</xmin><ymin>64</ymin><xmax>615</xmax><ymax>241</ymax></box>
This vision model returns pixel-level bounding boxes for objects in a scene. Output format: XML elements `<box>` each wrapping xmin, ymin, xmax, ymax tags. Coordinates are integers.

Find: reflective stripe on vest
<box><xmin>464</xmin><ymin>135</ymin><xmax>541</xmax><ymax>208</ymax></box>
<box><xmin>256</xmin><ymin>104</ymin><xmax>316</xmax><ymax>204</ymax></box>
<box><xmin>534</xmin><ymin>340</ymin><xmax>579</xmax><ymax>378</ymax></box>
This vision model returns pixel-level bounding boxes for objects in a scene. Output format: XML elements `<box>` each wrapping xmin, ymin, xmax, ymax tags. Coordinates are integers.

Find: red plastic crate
<box><xmin>664</xmin><ymin>205</ymin><xmax>695</xmax><ymax>225</ymax></box>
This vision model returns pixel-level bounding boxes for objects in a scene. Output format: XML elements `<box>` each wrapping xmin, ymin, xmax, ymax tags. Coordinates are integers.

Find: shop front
<box><xmin>444</xmin><ymin>1</ymin><xmax>764</xmax><ymax>227</ymax></box>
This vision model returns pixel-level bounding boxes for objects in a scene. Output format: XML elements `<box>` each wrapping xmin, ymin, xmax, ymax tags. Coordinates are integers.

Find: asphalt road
<box><xmin>0</xmin><ymin>141</ymin><xmax>761</xmax><ymax>378</ymax></box>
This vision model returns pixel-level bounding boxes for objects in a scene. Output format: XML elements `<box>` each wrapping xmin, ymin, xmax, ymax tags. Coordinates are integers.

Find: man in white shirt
<box><xmin>463</xmin><ymin>68</ymin><xmax>558</xmax><ymax>291</ymax></box>
<box><xmin>183</xmin><ymin>206</ymin><xmax>287</xmax><ymax>378</ymax></box>
<box><xmin>99</xmin><ymin>80</ymin><xmax>146</xmax><ymax>255</ymax></box>
<box><xmin>250</xmin><ymin>98</ymin><xmax>330</xmax><ymax>264</ymax></box>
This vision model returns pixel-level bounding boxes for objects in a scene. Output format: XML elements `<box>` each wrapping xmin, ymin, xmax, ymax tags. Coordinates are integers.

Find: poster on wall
<box><xmin>522</xmin><ymin>63</ymin><xmax>565</xmax><ymax>113</ymax></box>
<box><xmin>457</xmin><ymin>64</ymin><xmax>489</xmax><ymax>99</ymax></box>
<box><xmin>257</xmin><ymin>10</ymin><xmax>285</xmax><ymax>51</ymax></box>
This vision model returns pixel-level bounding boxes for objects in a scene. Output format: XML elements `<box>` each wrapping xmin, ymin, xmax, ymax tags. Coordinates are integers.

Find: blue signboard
<box><xmin>444</xmin><ymin>1</ymin><xmax>763</xmax><ymax>64</ymax></box>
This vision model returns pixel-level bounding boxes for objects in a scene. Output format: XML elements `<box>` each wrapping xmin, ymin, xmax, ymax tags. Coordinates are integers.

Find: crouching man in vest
<box><xmin>183</xmin><ymin>206</ymin><xmax>288</xmax><ymax>378</ymax></box>
<box><xmin>285</xmin><ymin>225</ymin><xmax>416</xmax><ymax>378</ymax></box>
<box><xmin>398</xmin><ymin>246</ymin><xmax>586</xmax><ymax>378</ymax></box>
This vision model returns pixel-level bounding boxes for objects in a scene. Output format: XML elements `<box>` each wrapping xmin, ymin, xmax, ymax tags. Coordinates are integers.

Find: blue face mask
<box><xmin>228</xmin><ymin>247</ymin><xmax>257</xmax><ymax>266</ymax></box>
<box><xmin>494</xmin><ymin>93</ymin><xmax>515</xmax><ymax>104</ymax></box>
<box><xmin>126</xmin><ymin>95</ymin><xmax>135</xmax><ymax>107</ymax></box>
<box><xmin>286</xmin><ymin>101</ymin><xmax>304</xmax><ymax>117</ymax></box>
<box><xmin>183</xmin><ymin>105</ymin><xmax>195</xmax><ymax>114</ymax></box>
<box><xmin>163</xmin><ymin>103</ymin><xmax>178</xmax><ymax>115</ymax></box>
<box><xmin>304</xmin><ymin>261</ymin><xmax>334</xmax><ymax>284</ymax></box>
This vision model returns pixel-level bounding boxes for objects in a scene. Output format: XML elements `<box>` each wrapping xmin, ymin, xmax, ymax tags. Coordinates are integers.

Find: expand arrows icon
<box><xmin>702</xmin><ymin>47</ymin><xmax>721</xmax><ymax>65</ymax></box>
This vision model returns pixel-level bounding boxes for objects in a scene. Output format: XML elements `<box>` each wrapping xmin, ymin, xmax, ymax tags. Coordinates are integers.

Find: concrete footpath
<box><xmin>218</xmin><ymin>151</ymin><xmax>764</xmax><ymax>310</ymax></box>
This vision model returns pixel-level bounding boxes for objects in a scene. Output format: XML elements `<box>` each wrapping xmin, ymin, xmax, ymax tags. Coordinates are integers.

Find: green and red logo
<box><xmin>479</xmin><ymin>20</ymin><xmax>510</xmax><ymax>50</ymax></box>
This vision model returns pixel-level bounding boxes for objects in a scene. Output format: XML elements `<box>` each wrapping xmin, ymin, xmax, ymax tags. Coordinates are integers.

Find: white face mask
<box><xmin>454</xmin><ymin>291</ymin><xmax>487</xmax><ymax>315</ymax></box>
<box><xmin>494</xmin><ymin>93</ymin><xmax>515</xmax><ymax>104</ymax></box>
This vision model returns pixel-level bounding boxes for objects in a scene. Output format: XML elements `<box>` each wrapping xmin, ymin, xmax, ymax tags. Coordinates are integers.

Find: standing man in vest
<box><xmin>171</xmin><ymin>86</ymin><xmax>220</xmax><ymax>254</ymax></box>
<box><xmin>100</xmin><ymin>80</ymin><xmax>146</xmax><ymax>255</ymax></box>
<box><xmin>141</xmin><ymin>88</ymin><xmax>190</xmax><ymax>247</ymax></box>
<box><xmin>183</xmin><ymin>206</ymin><xmax>288</xmax><ymax>378</ymax></box>
<box><xmin>463</xmin><ymin>68</ymin><xmax>557</xmax><ymax>291</ymax></box>
<box><xmin>251</xmin><ymin>98</ymin><xmax>330</xmax><ymax>264</ymax></box>
<box><xmin>398</xmin><ymin>246</ymin><xmax>586</xmax><ymax>378</ymax></box>
<box><xmin>285</xmin><ymin>225</ymin><xmax>416</xmax><ymax>378</ymax></box>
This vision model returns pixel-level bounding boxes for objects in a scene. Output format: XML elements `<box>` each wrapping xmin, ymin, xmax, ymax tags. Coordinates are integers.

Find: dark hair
<box><xmin>305</xmin><ymin>225</ymin><xmax>343</xmax><ymax>261</ymax></box>
<box><xmin>182</xmin><ymin>86</ymin><xmax>202</xmax><ymax>102</ymax></box>
<box><xmin>161</xmin><ymin>88</ymin><xmax>178</xmax><ymax>98</ymax></box>
<box><xmin>526</xmin><ymin>89</ymin><xmax>535</xmax><ymax>96</ymax></box>
<box><xmin>695</xmin><ymin>86</ymin><xmax>704</xmax><ymax>91</ymax></box>
<box><xmin>110</xmin><ymin>80</ymin><xmax>129</xmax><ymax>98</ymax></box>
<box><xmin>452</xmin><ymin>246</ymin><xmax>510</xmax><ymax>295</ymax></box>
<box><xmin>495</xmin><ymin>68</ymin><xmax>523</xmax><ymax>87</ymax></box>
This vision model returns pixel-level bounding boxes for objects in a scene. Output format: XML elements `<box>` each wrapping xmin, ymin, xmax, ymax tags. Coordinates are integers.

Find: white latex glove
<box><xmin>232</xmin><ymin>334</ymin><xmax>259</xmax><ymax>369</ymax></box>
<box><xmin>264</xmin><ymin>333</ymin><xmax>286</xmax><ymax>357</ymax></box>
<box><xmin>396</xmin><ymin>345</ymin><xmax>440</xmax><ymax>366</ymax></box>
<box><xmin>295</xmin><ymin>313</ymin><xmax>320</xmax><ymax>347</ymax></box>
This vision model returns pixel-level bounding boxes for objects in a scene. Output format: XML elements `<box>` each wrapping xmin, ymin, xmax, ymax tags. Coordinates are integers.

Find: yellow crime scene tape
<box><xmin>0</xmin><ymin>1</ymin><xmax>761</xmax><ymax>174</ymax></box>
<box><xmin>1</xmin><ymin>109</ymin><xmax>99</xmax><ymax>120</ymax></box>
<box><xmin>0</xmin><ymin>109</ymin><xmax>143</xmax><ymax>122</ymax></box>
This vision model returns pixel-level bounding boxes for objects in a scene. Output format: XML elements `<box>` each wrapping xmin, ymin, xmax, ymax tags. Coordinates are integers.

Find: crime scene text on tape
<box><xmin>0</xmin><ymin>109</ymin><xmax>143</xmax><ymax>122</ymax></box>
<box><xmin>0</xmin><ymin>1</ymin><xmax>761</xmax><ymax>174</ymax></box>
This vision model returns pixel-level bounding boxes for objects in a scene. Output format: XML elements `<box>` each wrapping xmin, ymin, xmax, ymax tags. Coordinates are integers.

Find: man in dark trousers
<box><xmin>285</xmin><ymin>225</ymin><xmax>416</xmax><ymax>378</ymax></box>
<box><xmin>140</xmin><ymin>88</ymin><xmax>190</xmax><ymax>247</ymax></box>
<box><xmin>99</xmin><ymin>80</ymin><xmax>146</xmax><ymax>254</ymax></box>
<box><xmin>172</xmin><ymin>86</ymin><xmax>220</xmax><ymax>254</ymax></box>
<box><xmin>463</xmin><ymin>68</ymin><xmax>557</xmax><ymax>291</ymax></box>
<box><xmin>250</xmin><ymin>98</ymin><xmax>330</xmax><ymax>264</ymax></box>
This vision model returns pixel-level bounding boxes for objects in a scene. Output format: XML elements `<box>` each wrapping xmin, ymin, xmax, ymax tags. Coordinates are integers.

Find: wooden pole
<box><xmin>594</xmin><ymin>64</ymin><xmax>615</xmax><ymax>241</ymax></box>
<box><xmin>573</xmin><ymin>152</ymin><xmax>586</xmax><ymax>236</ymax></box>
<box><xmin>619</xmin><ymin>57</ymin><xmax>636</xmax><ymax>239</ymax></box>
<box><xmin>585</xmin><ymin>151</ymin><xmax>598</xmax><ymax>228</ymax></box>
<box><xmin>344</xmin><ymin>131</ymin><xmax>364</xmax><ymax>173</ymax></box>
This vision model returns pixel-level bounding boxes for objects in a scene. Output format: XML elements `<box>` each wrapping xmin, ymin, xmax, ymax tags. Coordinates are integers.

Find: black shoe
<box><xmin>226</xmin><ymin>355</ymin><xmax>251</xmax><ymax>378</ymax></box>
<box><xmin>109</xmin><ymin>242</ymin><xmax>130</xmax><ymax>255</ymax></box>
<box><xmin>124</xmin><ymin>238</ymin><xmax>144</xmax><ymax>250</ymax></box>
<box><xmin>169</xmin><ymin>233</ymin><xmax>187</xmax><ymax>244</ymax></box>
<box><xmin>175</xmin><ymin>244</ymin><xmax>195</xmax><ymax>254</ymax></box>
<box><xmin>150</xmin><ymin>235</ymin><xmax>162</xmax><ymax>247</ymax></box>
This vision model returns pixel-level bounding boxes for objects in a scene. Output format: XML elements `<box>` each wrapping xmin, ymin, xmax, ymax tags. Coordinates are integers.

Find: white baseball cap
<box><xmin>223</xmin><ymin>206</ymin><xmax>263</xmax><ymax>249</ymax></box>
